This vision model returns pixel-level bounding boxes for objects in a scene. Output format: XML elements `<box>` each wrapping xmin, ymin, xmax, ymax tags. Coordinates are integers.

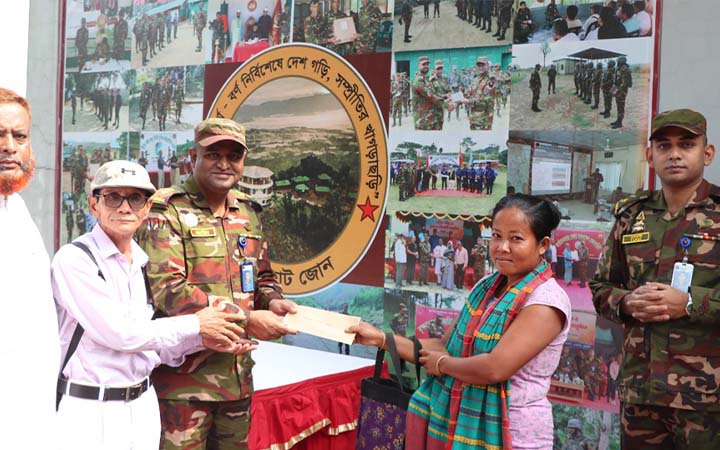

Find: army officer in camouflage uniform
<box><xmin>590</xmin><ymin>109</ymin><xmax>720</xmax><ymax>449</ymax></box>
<box><xmin>136</xmin><ymin>118</ymin><xmax>297</xmax><ymax>449</ymax></box>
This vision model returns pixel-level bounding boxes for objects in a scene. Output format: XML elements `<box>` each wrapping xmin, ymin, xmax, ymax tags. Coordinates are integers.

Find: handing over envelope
<box><xmin>284</xmin><ymin>305</ymin><xmax>361</xmax><ymax>345</ymax></box>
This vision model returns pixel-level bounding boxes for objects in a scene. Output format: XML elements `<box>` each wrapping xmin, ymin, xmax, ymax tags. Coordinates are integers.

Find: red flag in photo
<box><xmin>458</xmin><ymin>148</ymin><xmax>463</xmax><ymax>167</ymax></box>
<box><xmin>271</xmin><ymin>0</ymin><xmax>282</xmax><ymax>45</ymax></box>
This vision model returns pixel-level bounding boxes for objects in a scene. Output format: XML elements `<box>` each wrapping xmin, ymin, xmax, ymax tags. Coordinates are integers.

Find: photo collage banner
<box><xmin>59</xmin><ymin>1</ymin><xmax>662</xmax><ymax>447</ymax></box>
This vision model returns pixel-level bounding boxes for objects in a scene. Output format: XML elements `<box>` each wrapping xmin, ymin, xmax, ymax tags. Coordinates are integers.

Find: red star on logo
<box><xmin>357</xmin><ymin>196</ymin><xmax>379</xmax><ymax>222</ymax></box>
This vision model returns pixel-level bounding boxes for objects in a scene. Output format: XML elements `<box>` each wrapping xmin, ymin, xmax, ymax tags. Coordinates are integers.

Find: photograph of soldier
<box><xmin>508</xmin><ymin>129</ymin><xmax>645</xmax><ymax>222</ymax></box>
<box><xmin>230</xmin><ymin>76</ymin><xmax>362</xmax><ymax>264</ymax></box>
<box><xmin>130</xmin><ymin>1</ymin><xmax>206</xmax><ymax>69</ymax></box>
<box><xmin>509</xmin><ymin>38</ymin><xmax>651</xmax><ymax>132</ymax></box>
<box><xmin>414</xmin><ymin>305</ymin><xmax>460</xmax><ymax>339</ymax></box>
<box><xmin>292</xmin><ymin>0</ymin><xmax>393</xmax><ymax>55</ymax></box>
<box><xmin>392</xmin><ymin>45</ymin><xmax>512</xmax><ymax>132</ymax></box>
<box><xmin>65</xmin><ymin>2</ymin><xmax>133</xmax><ymax>73</ymax></box>
<box><xmin>384</xmin><ymin>212</ymin><xmax>492</xmax><ymax>294</ymax></box>
<box><xmin>552</xmin><ymin>404</ymin><xmax>621</xmax><ymax>450</ymax></box>
<box><xmin>128</xmin><ymin>65</ymin><xmax>204</xmax><ymax>131</ymax></box>
<box><xmin>518</xmin><ymin>0</ymin><xmax>655</xmax><ymax>44</ymax></box>
<box><xmin>388</xmin><ymin>129</ymin><xmax>507</xmax><ymax>215</ymax></box>
<box><xmin>63</xmin><ymin>71</ymin><xmax>130</xmax><ymax>132</ymax></box>
<box><xmin>392</xmin><ymin>0</ymin><xmax>512</xmax><ymax>51</ymax></box>
<box><xmin>278</xmin><ymin>282</ymin><xmax>383</xmax><ymax>359</ymax></box>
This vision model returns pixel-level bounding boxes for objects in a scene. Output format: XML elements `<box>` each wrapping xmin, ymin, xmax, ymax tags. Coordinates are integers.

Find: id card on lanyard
<box><xmin>238</xmin><ymin>237</ymin><xmax>255</xmax><ymax>293</ymax></box>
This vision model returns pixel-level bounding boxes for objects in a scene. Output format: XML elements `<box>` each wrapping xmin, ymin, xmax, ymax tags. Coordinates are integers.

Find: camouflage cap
<box><xmin>195</xmin><ymin>118</ymin><xmax>247</xmax><ymax>151</ymax></box>
<box><xmin>418</xmin><ymin>56</ymin><xmax>430</xmax><ymax>64</ymax></box>
<box><xmin>650</xmin><ymin>109</ymin><xmax>707</xmax><ymax>140</ymax></box>
<box><xmin>434</xmin><ymin>59</ymin><xmax>444</xmax><ymax>68</ymax></box>
<box><xmin>91</xmin><ymin>160</ymin><xmax>156</xmax><ymax>194</ymax></box>
<box><xmin>476</xmin><ymin>56</ymin><xmax>488</xmax><ymax>65</ymax></box>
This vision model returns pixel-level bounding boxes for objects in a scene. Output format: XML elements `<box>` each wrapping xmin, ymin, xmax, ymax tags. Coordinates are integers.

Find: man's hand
<box><xmin>622</xmin><ymin>282</ymin><xmax>689</xmax><ymax>322</ymax></box>
<box><xmin>246</xmin><ymin>310</ymin><xmax>297</xmax><ymax>341</ymax></box>
<box><xmin>268</xmin><ymin>299</ymin><xmax>298</xmax><ymax>317</ymax></box>
<box><xmin>203</xmin><ymin>336</ymin><xmax>259</xmax><ymax>355</ymax></box>
<box><xmin>346</xmin><ymin>321</ymin><xmax>384</xmax><ymax>347</ymax></box>
<box><xmin>195</xmin><ymin>306</ymin><xmax>247</xmax><ymax>346</ymax></box>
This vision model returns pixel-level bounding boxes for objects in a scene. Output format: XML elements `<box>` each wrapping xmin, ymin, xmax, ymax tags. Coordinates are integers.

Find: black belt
<box><xmin>57</xmin><ymin>377</ymin><xmax>151</xmax><ymax>402</ymax></box>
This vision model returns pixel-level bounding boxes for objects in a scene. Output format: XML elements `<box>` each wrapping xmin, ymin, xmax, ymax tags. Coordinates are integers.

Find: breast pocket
<box><xmin>186</xmin><ymin>236</ymin><xmax>228</xmax><ymax>285</ymax></box>
<box><xmin>624</xmin><ymin>241</ymin><xmax>657</xmax><ymax>286</ymax></box>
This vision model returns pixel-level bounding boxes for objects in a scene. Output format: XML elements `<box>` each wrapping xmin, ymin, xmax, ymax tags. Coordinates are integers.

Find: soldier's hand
<box><xmin>346</xmin><ymin>321</ymin><xmax>384</xmax><ymax>347</ymax></box>
<box><xmin>268</xmin><ymin>299</ymin><xmax>298</xmax><ymax>317</ymax></box>
<box><xmin>642</xmin><ymin>282</ymin><xmax>690</xmax><ymax>320</ymax></box>
<box><xmin>196</xmin><ymin>307</ymin><xmax>247</xmax><ymax>346</ymax></box>
<box><xmin>622</xmin><ymin>284</ymin><xmax>671</xmax><ymax>322</ymax></box>
<box><xmin>246</xmin><ymin>310</ymin><xmax>297</xmax><ymax>340</ymax></box>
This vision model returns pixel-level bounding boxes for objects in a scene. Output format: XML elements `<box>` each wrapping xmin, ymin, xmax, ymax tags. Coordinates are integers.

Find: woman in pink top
<box><xmin>350</xmin><ymin>194</ymin><xmax>571</xmax><ymax>449</ymax></box>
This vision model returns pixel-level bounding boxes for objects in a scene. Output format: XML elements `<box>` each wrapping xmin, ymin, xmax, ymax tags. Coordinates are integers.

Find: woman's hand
<box><xmin>419</xmin><ymin>349</ymin><xmax>450</xmax><ymax>376</ymax></box>
<box><xmin>346</xmin><ymin>321</ymin><xmax>384</xmax><ymax>348</ymax></box>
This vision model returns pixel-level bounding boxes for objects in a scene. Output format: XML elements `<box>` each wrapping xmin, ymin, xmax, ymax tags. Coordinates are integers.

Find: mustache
<box><xmin>0</xmin><ymin>153</ymin><xmax>35</xmax><ymax>196</ymax></box>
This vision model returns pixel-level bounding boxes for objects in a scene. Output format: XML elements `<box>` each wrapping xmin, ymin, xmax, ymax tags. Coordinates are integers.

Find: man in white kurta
<box><xmin>0</xmin><ymin>87</ymin><xmax>60</xmax><ymax>448</ymax></box>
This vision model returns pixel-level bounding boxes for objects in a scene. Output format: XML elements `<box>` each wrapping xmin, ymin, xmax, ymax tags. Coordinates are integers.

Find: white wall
<box><xmin>657</xmin><ymin>0</ymin><xmax>720</xmax><ymax>184</ymax></box>
<box><xmin>0</xmin><ymin>1</ymin><xmax>30</xmax><ymax>95</ymax></box>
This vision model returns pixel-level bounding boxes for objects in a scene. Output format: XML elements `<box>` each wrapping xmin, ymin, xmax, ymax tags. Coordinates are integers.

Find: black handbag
<box><xmin>355</xmin><ymin>333</ymin><xmax>422</xmax><ymax>450</ymax></box>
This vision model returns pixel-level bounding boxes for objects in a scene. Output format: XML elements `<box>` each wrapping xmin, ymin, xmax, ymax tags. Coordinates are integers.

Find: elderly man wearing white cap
<box><xmin>51</xmin><ymin>160</ymin><xmax>254</xmax><ymax>450</ymax></box>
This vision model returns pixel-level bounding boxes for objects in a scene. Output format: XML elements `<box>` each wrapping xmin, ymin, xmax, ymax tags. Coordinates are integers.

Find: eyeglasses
<box><xmin>95</xmin><ymin>192</ymin><xmax>149</xmax><ymax>210</ymax></box>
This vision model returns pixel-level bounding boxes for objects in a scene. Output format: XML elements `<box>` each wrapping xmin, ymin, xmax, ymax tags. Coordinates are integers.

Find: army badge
<box><xmin>622</xmin><ymin>211</ymin><xmax>650</xmax><ymax>245</ymax></box>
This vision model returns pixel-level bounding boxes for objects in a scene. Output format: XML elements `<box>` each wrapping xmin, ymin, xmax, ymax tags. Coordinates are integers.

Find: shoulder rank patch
<box><xmin>614</xmin><ymin>191</ymin><xmax>651</xmax><ymax>218</ymax></box>
<box><xmin>151</xmin><ymin>185</ymin><xmax>185</xmax><ymax>209</ymax></box>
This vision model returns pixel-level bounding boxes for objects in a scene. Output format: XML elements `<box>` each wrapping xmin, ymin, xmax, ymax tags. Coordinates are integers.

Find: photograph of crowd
<box><xmin>392</xmin><ymin>0</ymin><xmax>512</xmax><ymax>51</ymax></box>
<box><xmin>514</xmin><ymin>0</ymin><xmax>655</xmax><ymax>45</ymax></box>
<box><xmin>392</xmin><ymin>45</ymin><xmax>511</xmax><ymax>132</ymax></box>
<box><xmin>204</xmin><ymin>0</ymin><xmax>291</xmax><ymax>65</ymax></box>
<box><xmin>384</xmin><ymin>212</ymin><xmax>493</xmax><ymax>294</ymax></box>
<box><xmin>292</xmin><ymin>0</ymin><xmax>394</xmax><ymax>55</ymax></box>
<box><xmin>66</xmin><ymin>0</ymin><xmax>133</xmax><ymax>73</ymax></box>
<box><xmin>60</xmin><ymin>131</ymin><xmax>130</xmax><ymax>243</ymax></box>
<box><xmin>509</xmin><ymin>37</ymin><xmax>652</xmax><ymax>131</ymax></box>
<box><xmin>128</xmin><ymin>65</ymin><xmax>204</xmax><ymax>131</ymax></box>
<box><xmin>507</xmin><ymin>129</ymin><xmax>646</xmax><ymax>222</ymax></box>
<box><xmin>130</xmin><ymin>0</ymin><xmax>207</xmax><ymax>69</ymax></box>
<box><xmin>63</xmin><ymin>71</ymin><xmax>130</xmax><ymax>132</ymax></box>
<box><xmin>387</xmin><ymin>129</ymin><xmax>507</xmax><ymax>215</ymax></box>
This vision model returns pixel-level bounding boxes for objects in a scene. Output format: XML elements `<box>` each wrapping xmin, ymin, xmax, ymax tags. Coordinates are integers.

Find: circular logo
<box><xmin>208</xmin><ymin>44</ymin><xmax>388</xmax><ymax>295</ymax></box>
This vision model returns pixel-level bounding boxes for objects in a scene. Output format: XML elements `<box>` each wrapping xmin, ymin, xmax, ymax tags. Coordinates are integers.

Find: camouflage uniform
<box><xmin>136</xmin><ymin>175</ymin><xmax>284</xmax><ymax>449</ymax></box>
<box><xmin>412</xmin><ymin>71</ymin><xmax>446</xmax><ymax>130</ymax></box>
<box><xmin>75</xmin><ymin>24</ymin><xmax>89</xmax><ymax>70</ymax></box>
<box><xmin>418</xmin><ymin>240</ymin><xmax>432</xmax><ymax>285</ymax></box>
<box><xmin>590</xmin><ymin>179</ymin><xmax>720</xmax><ymax>448</ymax></box>
<box><xmin>327</xmin><ymin>8</ymin><xmax>352</xmax><ymax>54</ymax></box>
<box><xmin>529</xmin><ymin>67</ymin><xmax>541</xmax><ymax>112</ymax></box>
<box><xmin>113</xmin><ymin>15</ymin><xmax>128</xmax><ymax>61</ymax></box>
<box><xmin>573</xmin><ymin>62</ymin><xmax>582</xmax><ymax>95</ymax></box>
<box><xmin>471</xmin><ymin>242</ymin><xmax>486</xmax><ymax>282</ymax></box>
<box><xmin>495</xmin><ymin>0</ymin><xmax>512</xmax><ymax>40</ymax></box>
<box><xmin>194</xmin><ymin>8</ymin><xmax>207</xmax><ymax>51</ymax></box>
<box><xmin>601</xmin><ymin>60</ymin><xmax>616</xmax><ymax>118</ymax></box>
<box><xmin>303</xmin><ymin>14</ymin><xmax>327</xmax><ymax>45</ymax></box>
<box><xmin>429</xmin><ymin>68</ymin><xmax>450</xmax><ymax>130</ymax></box>
<box><xmin>592</xmin><ymin>63</ymin><xmax>603</xmax><ymax>109</ymax></box>
<box><xmin>579</xmin><ymin>351</ymin><xmax>602</xmax><ymax>400</ymax></box>
<box><xmin>391</xmin><ymin>78</ymin><xmax>403</xmax><ymax>126</ymax></box>
<box><xmin>356</xmin><ymin>0</ymin><xmax>382</xmax><ymax>54</ymax></box>
<box><xmin>401</xmin><ymin>74</ymin><xmax>411</xmax><ymax>115</ymax></box>
<box><xmin>427</xmin><ymin>318</ymin><xmax>444</xmax><ymax>339</ymax></box>
<box><xmin>390</xmin><ymin>310</ymin><xmax>408</xmax><ymax>336</ymax></box>
<box><xmin>561</xmin><ymin>431</ymin><xmax>591</xmax><ymax>450</ymax></box>
<box><xmin>71</xmin><ymin>148</ymin><xmax>88</xmax><ymax>197</ymax></box>
<box><xmin>173</xmin><ymin>82</ymin><xmax>184</xmax><ymax>124</ymax></box>
<box><xmin>612</xmin><ymin>58</ymin><xmax>632</xmax><ymax>128</ymax></box>
<box><xmin>583</xmin><ymin>63</ymin><xmax>593</xmax><ymax>104</ymax></box>
<box><xmin>210</xmin><ymin>16</ymin><xmax>225</xmax><ymax>63</ymax></box>
<box><xmin>468</xmin><ymin>71</ymin><xmax>497</xmax><ymax>130</ymax></box>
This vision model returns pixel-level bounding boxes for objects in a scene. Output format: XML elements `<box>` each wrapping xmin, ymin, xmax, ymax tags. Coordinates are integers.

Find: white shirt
<box><xmin>579</xmin><ymin>13</ymin><xmax>599</xmax><ymax>39</ymax></box>
<box><xmin>0</xmin><ymin>194</ymin><xmax>60</xmax><ymax>448</ymax></box>
<box><xmin>636</xmin><ymin>10</ymin><xmax>652</xmax><ymax>36</ymax></box>
<box><xmin>556</xmin><ymin>33</ymin><xmax>580</xmax><ymax>43</ymax></box>
<box><xmin>394</xmin><ymin>239</ymin><xmax>407</xmax><ymax>263</ymax></box>
<box><xmin>51</xmin><ymin>224</ymin><xmax>203</xmax><ymax>387</ymax></box>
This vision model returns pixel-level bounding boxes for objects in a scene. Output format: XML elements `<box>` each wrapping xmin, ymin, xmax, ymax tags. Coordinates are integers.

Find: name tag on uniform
<box><xmin>189</xmin><ymin>227</ymin><xmax>216</xmax><ymax>238</ymax></box>
<box><xmin>621</xmin><ymin>232</ymin><xmax>650</xmax><ymax>245</ymax></box>
<box><xmin>671</xmin><ymin>262</ymin><xmax>694</xmax><ymax>292</ymax></box>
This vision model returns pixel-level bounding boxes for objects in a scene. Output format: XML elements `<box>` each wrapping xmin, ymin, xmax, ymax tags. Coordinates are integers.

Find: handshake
<box><xmin>195</xmin><ymin>297</ymin><xmax>298</xmax><ymax>355</ymax></box>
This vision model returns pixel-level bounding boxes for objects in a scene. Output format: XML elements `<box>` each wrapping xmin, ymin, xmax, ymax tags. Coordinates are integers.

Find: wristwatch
<box><xmin>685</xmin><ymin>292</ymin><xmax>693</xmax><ymax>317</ymax></box>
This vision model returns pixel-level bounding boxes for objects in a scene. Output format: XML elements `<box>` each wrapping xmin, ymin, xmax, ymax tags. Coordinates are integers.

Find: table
<box><xmin>231</xmin><ymin>40</ymin><xmax>270</xmax><ymax>63</ymax></box>
<box><xmin>250</xmin><ymin>342</ymin><xmax>377</xmax><ymax>450</ymax></box>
